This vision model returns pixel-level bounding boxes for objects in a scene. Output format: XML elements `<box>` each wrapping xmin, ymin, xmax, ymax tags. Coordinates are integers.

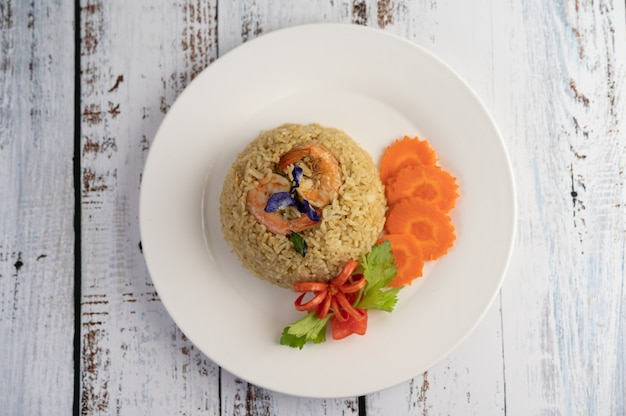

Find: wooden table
<box><xmin>2</xmin><ymin>1</ymin><xmax>625</xmax><ymax>414</ymax></box>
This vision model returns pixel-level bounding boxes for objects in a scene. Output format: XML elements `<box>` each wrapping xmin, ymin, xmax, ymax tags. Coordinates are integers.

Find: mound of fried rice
<box><xmin>219</xmin><ymin>123</ymin><xmax>386</xmax><ymax>288</ymax></box>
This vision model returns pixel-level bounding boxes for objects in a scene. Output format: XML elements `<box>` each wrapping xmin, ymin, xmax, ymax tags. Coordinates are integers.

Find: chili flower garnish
<box><xmin>280</xmin><ymin>241</ymin><xmax>402</xmax><ymax>348</ymax></box>
<box><xmin>293</xmin><ymin>259</ymin><xmax>366</xmax><ymax>321</ymax></box>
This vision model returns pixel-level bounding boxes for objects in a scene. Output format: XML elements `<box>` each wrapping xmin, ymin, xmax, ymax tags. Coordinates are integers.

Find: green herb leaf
<box><xmin>279</xmin><ymin>327</ymin><xmax>308</xmax><ymax>349</ymax></box>
<box><xmin>357</xmin><ymin>240</ymin><xmax>401</xmax><ymax>312</ymax></box>
<box><xmin>290</xmin><ymin>232</ymin><xmax>307</xmax><ymax>257</ymax></box>
<box><xmin>358</xmin><ymin>286</ymin><xmax>401</xmax><ymax>312</ymax></box>
<box><xmin>280</xmin><ymin>312</ymin><xmax>331</xmax><ymax>349</ymax></box>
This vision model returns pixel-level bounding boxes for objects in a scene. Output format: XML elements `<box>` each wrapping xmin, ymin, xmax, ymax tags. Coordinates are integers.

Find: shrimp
<box><xmin>247</xmin><ymin>173</ymin><xmax>319</xmax><ymax>236</ymax></box>
<box><xmin>277</xmin><ymin>143</ymin><xmax>342</xmax><ymax>208</ymax></box>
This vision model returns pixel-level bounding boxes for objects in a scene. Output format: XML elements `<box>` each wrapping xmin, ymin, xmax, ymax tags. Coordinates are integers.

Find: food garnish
<box><xmin>385</xmin><ymin>197</ymin><xmax>455</xmax><ymax>260</ymax></box>
<box><xmin>277</xmin><ymin>143</ymin><xmax>342</xmax><ymax>208</ymax></box>
<box><xmin>264</xmin><ymin>164</ymin><xmax>320</xmax><ymax>222</ymax></box>
<box><xmin>293</xmin><ymin>259</ymin><xmax>364</xmax><ymax>320</ymax></box>
<box><xmin>385</xmin><ymin>164</ymin><xmax>459</xmax><ymax>211</ymax></box>
<box><xmin>380</xmin><ymin>135</ymin><xmax>458</xmax><ymax>282</ymax></box>
<box><xmin>246</xmin><ymin>173</ymin><xmax>318</xmax><ymax>237</ymax></box>
<box><xmin>262</xmin><ymin>163</ymin><xmax>321</xmax><ymax>254</ymax></box>
<box><xmin>280</xmin><ymin>241</ymin><xmax>400</xmax><ymax>348</ymax></box>
<box><xmin>379</xmin><ymin>135</ymin><xmax>438</xmax><ymax>185</ymax></box>
<box><xmin>377</xmin><ymin>233</ymin><xmax>424</xmax><ymax>287</ymax></box>
<box><xmin>280</xmin><ymin>134</ymin><xmax>459</xmax><ymax>347</ymax></box>
<box><xmin>262</xmin><ymin>143</ymin><xmax>343</xmax><ymax>255</ymax></box>
<box><xmin>289</xmin><ymin>232</ymin><xmax>307</xmax><ymax>257</ymax></box>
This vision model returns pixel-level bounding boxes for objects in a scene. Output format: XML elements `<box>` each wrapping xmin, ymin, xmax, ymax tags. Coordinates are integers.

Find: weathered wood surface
<box><xmin>0</xmin><ymin>1</ymin><xmax>76</xmax><ymax>415</ymax></box>
<box><xmin>497</xmin><ymin>1</ymin><xmax>626</xmax><ymax>414</ymax></box>
<box><xmin>1</xmin><ymin>0</ymin><xmax>624</xmax><ymax>414</ymax></box>
<box><xmin>78</xmin><ymin>1</ymin><xmax>222</xmax><ymax>414</ymax></box>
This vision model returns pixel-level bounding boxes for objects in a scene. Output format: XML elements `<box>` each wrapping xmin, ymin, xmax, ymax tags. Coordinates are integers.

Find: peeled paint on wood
<box><xmin>2</xmin><ymin>0</ymin><xmax>625</xmax><ymax>414</ymax></box>
<box><xmin>0</xmin><ymin>1</ymin><xmax>75</xmax><ymax>415</ymax></box>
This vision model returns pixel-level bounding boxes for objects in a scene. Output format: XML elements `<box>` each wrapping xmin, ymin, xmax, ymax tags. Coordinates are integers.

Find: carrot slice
<box><xmin>385</xmin><ymin>165</ymin><xmax>459</xmax><ymax>211</ymax></box>
<box><xmin>385</xmin><ymin>197</ymin><xmax>456</xmax><ymax>260</ymax></box>
<box><xmin>377</xmin><ymin>234</ymin><xmax>425</xmax><ymax>287</ymax></box>
<box><xmin>379</xmin><ymin>136</ymin><xmax>437</xmax><ymax>185</ymax></box>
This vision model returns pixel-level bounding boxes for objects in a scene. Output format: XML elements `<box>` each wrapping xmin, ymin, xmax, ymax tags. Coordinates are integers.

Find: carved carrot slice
<box><xmin>385</xmin><ymin>164</ymin><xmax>459</xmax><ymax>211</ymax></box>
<box><xmin>379</xmin><ymin>136</ymin><xmax>437</xmax><ymax>185</ymax></box>
<box><xmin>377</xmin><ymin>234</ymin><xmax>425</xmax><ymax>287</ymax></box>
<box><xmin>385</xmin><ymin>197</ymin><xmax>456</xmax><ymax>261</ymax></box>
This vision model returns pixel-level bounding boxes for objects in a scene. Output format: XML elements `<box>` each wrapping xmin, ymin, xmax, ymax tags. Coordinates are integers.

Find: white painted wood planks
<box><xmin>78</xmin><ymin>1</ymin><xmax>221</xmax><ymax>414</ymax></box>
<box><xmin>0</xmin><ymin>1</ymin><xmax>75</xmax><ymax>415</ymax></box>
<box><xmin>1</xmin><ymin>0</ymin><xmax>624</xmax><ymax>414</ymax></box>
<box><xmin>498</xmin><ymin>0</ymin><xmax>626</xmax><ymax>414</ymax></box>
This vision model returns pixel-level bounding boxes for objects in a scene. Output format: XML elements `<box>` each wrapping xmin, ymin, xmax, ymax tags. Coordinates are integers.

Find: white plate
<box><xmin>140</xmin><ymin>23</ymin><xmax>516</xmax><ymax>398</ymax></box>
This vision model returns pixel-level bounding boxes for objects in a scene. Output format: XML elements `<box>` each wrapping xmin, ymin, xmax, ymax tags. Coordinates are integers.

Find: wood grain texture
<box><xmin>1</xmin><ymin>0</ymin><xmax>622</xmax><ymax>414</ymax></box>
<box><xmin>0</xmin><ymin>1</ymin><xmax>75</xmax><ymax>415</ymax></box>
<box><xmin>218</xmin><ymin>0</ymin><xmax>352</xmax><ymax>55</ymax></box>
<box><xmin>79</xmin><ymin>1</ymin><xmax>221</xmax><ymax>414</ymax></box>
<box><xmin>497</xmin><ymin>0</ymin><xmax>626</xmax><ymax>414</ymax></box>
<box><xmin>220</xmin><ymin>370</ymin><xmax>360</xmax><ymax>416</ymax></box>
<box><xmin>366</xmin><ymin>304</ymin><xmax>505</xmax><ymax>416</ymax></box>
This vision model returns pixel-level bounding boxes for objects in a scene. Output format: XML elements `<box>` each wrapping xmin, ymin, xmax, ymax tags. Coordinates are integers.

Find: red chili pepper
<box><xmin>292</xmin><ymin>260</ymin><xmax>367</xmax><ymax>331</ymax></box>
<box><xmin>331</xmin><ymin>309</ymin><xmax>368</xmax><ymax>340</ymax></box>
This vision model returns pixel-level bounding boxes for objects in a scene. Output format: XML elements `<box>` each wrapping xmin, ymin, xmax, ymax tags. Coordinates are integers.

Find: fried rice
<box><xmin>219</xmin><ymin>123</ymin><xmax>386</xmax><ymax>288</ymax></box>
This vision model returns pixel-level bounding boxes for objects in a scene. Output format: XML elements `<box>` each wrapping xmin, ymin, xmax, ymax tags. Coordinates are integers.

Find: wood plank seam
<box><xmin>72</xmin><ymin>1</ymin><xmax>82</xmax><ymax>415</ymax></box>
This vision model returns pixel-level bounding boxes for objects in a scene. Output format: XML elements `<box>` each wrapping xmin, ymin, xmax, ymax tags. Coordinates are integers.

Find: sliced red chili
<box><xmin>331</xmin><ymin>297</ymin><xmax>348</xmax><ymax>322</ymax></box>
<box><xmin>331</xmin><ymin>259</ymin><xmax>358</xmax><ymax>286</ymax></box>
<box><xmin>294</xmin><ymin>290</ymin><xmax>327</xmax><ymax>312</ymax></box>
<box><xmin>293</xmin><ymin>282</ymin><xmax>328</xmax><ymax>292</ymax></box>
<box><xmin>331</xmin><ymin>309</ymin><xmax>368</xmax><ymax>340</ymax></box>
<box><xmin>317</xmin><ymin>294</ymin><xmax>332</xmax><ymax>319</ymax></box>
<box><xmin>290</xmin><ymin>258</ymin><xmax>370</xmax><ymax>339</ymax></box>
<box><xmin>335</xmin><ymin>291</ymin><xmax>365</xmax><ymax>321</ymax></box>
<box><xmin>338</xmin><ymin>275</ymin><xmax>366</xmax><ymax>294</ymax></box>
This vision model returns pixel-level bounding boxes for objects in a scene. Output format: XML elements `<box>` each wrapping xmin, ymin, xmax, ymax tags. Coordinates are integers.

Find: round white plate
<box><xmin>140</xmin><ymin>23</ymin><xmax>516</xmax><ymax>398</ymax></box>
